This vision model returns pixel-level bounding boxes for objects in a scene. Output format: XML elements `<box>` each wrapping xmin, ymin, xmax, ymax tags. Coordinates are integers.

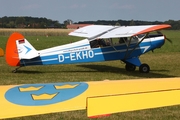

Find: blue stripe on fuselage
<box><xmin>20</xmin><ymin>39</ymin><xmax>164</xmax><ymax>66</ymax></box>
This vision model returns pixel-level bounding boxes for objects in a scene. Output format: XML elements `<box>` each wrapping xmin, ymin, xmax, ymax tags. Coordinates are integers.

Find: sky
<box><xmin>0</xmin><ymin>0</ymin><xmax>180</xmax><ymax>23</ymax></box>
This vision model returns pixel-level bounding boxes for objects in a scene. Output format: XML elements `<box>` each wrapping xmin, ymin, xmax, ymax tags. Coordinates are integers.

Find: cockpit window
<box><xmin>137</xmin><ymin>34</ymin><xmax>146</xmax><ymax>38</ymax></box>
<box><xmin>119</xmin><ymin>37</ymin><xmax>129</xmax><ymax>44</ymax></box>
<box><xmin>90</xmin><ymin>39</ymin><xmax>112</xmax><ymax>48</ymax></box>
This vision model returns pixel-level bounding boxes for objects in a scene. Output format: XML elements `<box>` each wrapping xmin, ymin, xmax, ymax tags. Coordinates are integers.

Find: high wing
<box><xmin>69</xmin><ymin>24</ymin><xmax>171</xmax><ymax>39</ymax></box>
<box><xmin>69</xmin><ymin>25</ymin><xmax>116</xmax><ymax>38</ymax></box>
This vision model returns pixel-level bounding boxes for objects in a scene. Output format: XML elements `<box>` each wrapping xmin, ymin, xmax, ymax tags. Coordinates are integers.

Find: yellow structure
<box><xmin>0</xmin><ymin>78</ymin><xmax>180</xmax><ymax>119</ymax></box>
<box><xmin>87</xmin><ymin>88</ymin><xmax>180</xmax><ymax>117</ymax></box>
<box><xmin>0</xmin><ymin>48</ymin><xmax>4</xmax><ymax>57</ymax></box>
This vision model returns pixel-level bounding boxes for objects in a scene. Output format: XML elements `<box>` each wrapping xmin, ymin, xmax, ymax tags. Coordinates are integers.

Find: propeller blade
<box><xmin>157</xmin><ymin>31</ymin><xmax>172</xmax><ymax>44</ymax></box>
<box><xmin>165</xmin><ymin>37</ymin><xmax>173</xmax><ymax>44</ymax></box>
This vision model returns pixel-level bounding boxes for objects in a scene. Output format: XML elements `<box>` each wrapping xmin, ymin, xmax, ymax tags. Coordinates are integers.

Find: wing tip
<box><xmin>134</xmin><ymin>24</ymin><xmax>171</xmax><ymax>36</ymax></box>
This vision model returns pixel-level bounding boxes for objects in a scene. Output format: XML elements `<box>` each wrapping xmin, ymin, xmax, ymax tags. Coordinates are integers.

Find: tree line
<box><xmin>77</xmin><ymin>20</ymin><xmax>180</xmax><ymax>30</ymax></box>
<box><xmin>0</xmin><ymin>16</ymin><xmax>62</xmax><ymax>28</ymax></box>
<box><xmin>0</xmin><ymin>16</ymin><xmax>180</xmax><ymax>30</ymax></box>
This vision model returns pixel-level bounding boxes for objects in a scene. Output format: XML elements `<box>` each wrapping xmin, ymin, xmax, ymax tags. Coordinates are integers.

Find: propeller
<box><xmin>164</xmin><ymin>36</ymin><xmax>173</xmax><ymax>44</ymax></box>
<box><xmin>151</xmin><ymin>31</ymin><xmax>172</xmax><ymax>53</ymax></box>
<box><xmin>157</xmin><ymin>31</ymin><xmax>172</xmax><ymax>44</ymax></box>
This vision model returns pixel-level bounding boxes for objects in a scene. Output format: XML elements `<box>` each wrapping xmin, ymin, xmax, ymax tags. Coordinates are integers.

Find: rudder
<box><xmin>5</xmin><ymin>32</ymin><xmax>24</xmax><ymax>66</ymax></box>
<box><xmin>6</xmin><ymin>32</ymin><xmax>39</xmax><ymax>67</ymax></box>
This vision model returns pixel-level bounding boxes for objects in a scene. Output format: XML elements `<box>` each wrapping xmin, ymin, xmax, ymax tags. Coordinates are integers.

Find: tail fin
<box><xmin>6</xmin><ymin>32</ymin><xmax>39</xmax><ymax>67</ymax></box>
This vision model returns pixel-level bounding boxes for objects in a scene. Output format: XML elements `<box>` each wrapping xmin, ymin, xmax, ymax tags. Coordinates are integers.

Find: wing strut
<box><xmin>123</xmin><ymin>33</ymin><xmax>149</xmax><ymax>60</ymax></box>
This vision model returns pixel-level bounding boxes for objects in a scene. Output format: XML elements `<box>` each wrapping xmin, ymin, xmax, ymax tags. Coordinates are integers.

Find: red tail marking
<box><xmin>5</xmin><ymin>32</ymin><xmax>24</xmax><ymax>66</ymax></box>
<box><xmin>18</xmin><ymin>39</ymin><xmax>25</xmax><ymax>44</ymax></box>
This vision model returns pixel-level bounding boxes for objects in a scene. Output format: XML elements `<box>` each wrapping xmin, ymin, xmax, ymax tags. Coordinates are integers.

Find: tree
<box><xmin>129</xmin><ymin>19</ymin><xmax>135</xmax><ymax>26</ymax></box>
<box><xmin>115</xmin><ymin>22</ymin><xmax>121</xmax><ymax>26</ymax></box>
<box><xmin>7</xmin><ymin>21</ymin><xmax>15</xmax><ymax>28</ymax></box>
<box><xmin>16</xmin><ymin>17</ymin><xmax>25</xmax><ymax>28</ymax></box>
<box><xmin>64</xmin><ymin>19</ymin><xmax>73</xmax><ymax>28</ymax></box>
<box><xmin>54</xmin><ymin>21</ymin><xmax>61</xmax><ymax>28</ymax></box>
<box><xmin>40</xmin><ymin>22</ymin><xmax>47</xmax><ymax>28</ymax></box>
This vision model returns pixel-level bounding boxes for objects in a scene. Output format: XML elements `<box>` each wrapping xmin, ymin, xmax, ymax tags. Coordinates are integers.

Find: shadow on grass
<box><xmin>13</xmin><ymin>64</ymin><xmax>176</xmax><ymax>79</ymax></box>
<box><xmin>13</xmin><ymin>70</ymin><xmax>43</xmax><ymax>74</ymax></box>
<box><xmin>77</xmin><ymin>64</ymin><xmax>176</xmax><ymax>78</ymax></box>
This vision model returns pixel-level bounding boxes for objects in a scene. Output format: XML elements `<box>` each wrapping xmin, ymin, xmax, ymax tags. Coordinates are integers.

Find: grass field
<box><xmin>0</xmin><ymin>29</ymin><xmax>180</xmax><ymax>120</ymax></box>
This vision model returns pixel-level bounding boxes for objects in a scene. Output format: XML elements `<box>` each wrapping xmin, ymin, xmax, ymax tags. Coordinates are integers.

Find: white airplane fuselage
<box><xmin>19</xmin><ymin>35</ymin><xmax>164</xmax><ymax>67</ymax></box>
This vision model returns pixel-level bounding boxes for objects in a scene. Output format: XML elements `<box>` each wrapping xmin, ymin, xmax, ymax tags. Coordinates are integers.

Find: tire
<box><xmin>125</xmin><ymin>64</ymin><xmax>136</xmax><ymax>71</ymax></box>
<box><xmin>139</xmin><ymin>64</ymin><xmax>150</xmax><ymax>73</ymax></box>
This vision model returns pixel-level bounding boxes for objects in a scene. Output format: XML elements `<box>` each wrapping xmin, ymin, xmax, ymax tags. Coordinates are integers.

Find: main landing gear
<box><xmin>125</xmin><ymin>63</ymin><xmax>150</xmax><ymax>73</ymax></box>
<box><xmin>139</xmin><ymin>64</ymin><xmax>150</xmax><ymax>73</ymax></box>
<box><xmin>125</xmin><ymin>64</ymin><xmax>136</xmax><ymax>71</ymax></box>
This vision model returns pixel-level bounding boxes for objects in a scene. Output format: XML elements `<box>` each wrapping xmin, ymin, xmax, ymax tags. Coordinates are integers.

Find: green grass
<box><xmin>0</xmin><ymin>30</ymin><xmax>180</xmax><ymax>120</ymax></box>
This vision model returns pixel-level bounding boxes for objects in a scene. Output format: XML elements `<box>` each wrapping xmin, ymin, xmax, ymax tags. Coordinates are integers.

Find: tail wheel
<box><xmin>125</xmin><ymin>63</ymin><xmax>136</xmax><ymax>71</ymax></box>
<box><xmin>139</xmin><ymin>64</ymin><xmax>150</xmax><ymax>73</ymax></box>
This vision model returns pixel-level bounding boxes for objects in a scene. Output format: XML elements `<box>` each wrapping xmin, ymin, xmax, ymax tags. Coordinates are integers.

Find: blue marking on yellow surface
<box><xmin>5</xmin><ymin>82</ymin><xmax>88</xmax><ymax>106</ymax></box>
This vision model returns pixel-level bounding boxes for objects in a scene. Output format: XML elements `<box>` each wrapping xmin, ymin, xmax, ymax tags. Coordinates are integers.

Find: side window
<box><xmin>105</xmin><ymin>38</ymin><xmax>112</xmax><ymax>46</ymax></box>
<box><xmin>90</xmin><ymin>40</ymin><xmax>99</xmax><ymax>48</ymax></box>
<box><xmin>90</xmin><ymin>39</ymin><xmax>112</xmax><ymax>48</ymax></box>
<box><xmin>118</xmin><ymin>37</ymin><xmax>128</xmax><ymax>44</ymax></box>
<box><xmin>131</xmin><ymin>36</ymin><xmax>139</xmax><ymax>42</ymax></box>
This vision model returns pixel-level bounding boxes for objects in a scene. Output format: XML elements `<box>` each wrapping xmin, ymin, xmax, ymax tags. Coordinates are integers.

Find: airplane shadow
<box><xmin>13</xmin><ymin>70</ymin><xmax>43</xmax><ymax>74</ymax></box>
<box><xmin>77</xmin><ymin>64</ymin><xmax>176</xmax><ymax>78</ymax></box>
<box><xmin>14</xmin><ymin>64</ymin><xmax>176</xmax><ymax>79</ymax></box>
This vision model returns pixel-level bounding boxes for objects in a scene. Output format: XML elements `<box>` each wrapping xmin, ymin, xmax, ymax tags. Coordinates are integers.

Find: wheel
<box><xmin>125</xmin><ymin>63</ymin><xmax>136</xmax><ymax>71</ymax></box>
<box><xmin>139</xmin><ymin>64</ymin><xmax>150</xmax><ymax>73</ymax></box>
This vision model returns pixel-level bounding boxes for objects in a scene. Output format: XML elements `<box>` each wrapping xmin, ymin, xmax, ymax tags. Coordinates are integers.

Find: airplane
<box><xmin>5</xmin><ymin>24</ymin><xmax>171</xmax><ymax>73</ymax></box>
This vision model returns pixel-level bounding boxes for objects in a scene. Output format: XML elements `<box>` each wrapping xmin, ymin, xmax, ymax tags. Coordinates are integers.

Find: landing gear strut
<box><xmin>125</xmin><ymin>63</ymin><xmax>136</xmax><ymax>71</ymax></box>
<box><xmin>125</xmin><ymin>63</ymin><xmax>150</xmax><ymax>73</ymax></box>
<box><xmin>139</xmin><ymin>64</ymin><xmax>150</xmax><ymax>73</ymax></box>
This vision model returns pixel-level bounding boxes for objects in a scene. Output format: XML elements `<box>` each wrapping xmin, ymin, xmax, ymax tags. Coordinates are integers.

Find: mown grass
<box><xmin>0</xmin><ymin>29</ymin><xmax>180</xmax><ymax>120</ymax></box>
